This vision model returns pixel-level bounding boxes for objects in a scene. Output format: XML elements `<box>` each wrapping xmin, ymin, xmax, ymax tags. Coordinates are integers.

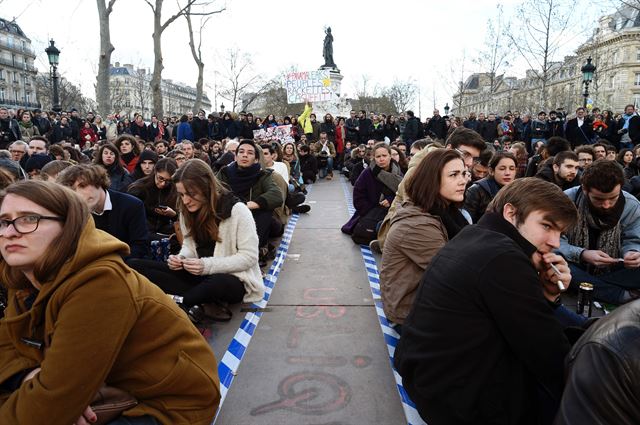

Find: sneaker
<box><xmin>326</xmin><ymin>174</ymin><xmax>333</xmax><ymax>180</ymax></box>
<box><xmin>292</xmin><ymin>204</ymin><xmax>311</xmax><ymax>214</ymax></box>
<box><xmin>369</xmin><ymin>239</ymin><xmax>381</xmax><ymax>254</ymax></box>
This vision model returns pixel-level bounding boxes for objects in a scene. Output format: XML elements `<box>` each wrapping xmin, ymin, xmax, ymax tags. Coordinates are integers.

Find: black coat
<box><xmin>319</xmin><ymin>121</ymin><xmax>336</xmax><ymax>142</ymax></box>
<box><xmin>298</xmin><ymin>154</ymin><xmax>318</xmax><ymax>183</ymax></box>
<box><xmin>191</xmin><ymin>117</ymin><xmax>209</xmax><ymax>140</ymax></box>
<box><xmin>403</xmin><ymin>117</ymin><xmax>420</xmax><ymax>142</ymax></box>
<box><xmin>479</xmin><ymin>119</ymin><xmax>499</xmax><ymax>142</ymax></box>
<box><xmin>357</xmin><ymin>118</ymin><xmax>373</xmax><ymax>143</ymax></box>
<box><xmin>130</xmin><ymin>122</ymin><xmax>150</xmax><ymax>142</ymax></box>
<box><xmin>463</xmin><ymin>177</ymin><xmax>501</xmax><ymax>223</ymax></box>
<box><xmin>394</xmin><ymin>212</ymin><xmax>570</xmax><ymax>425</ymax></box>
<box><xmin>91</xmin><ymin>190</ymin><xmax>149</xmax><ymax>259</ymax></box>
<box><xmin>425</xmin><ymin>115</ymin><xmax>447</xmax><ymax>140</ymax></box>
<box><xmin>555</xmin><ymin>300</ymin><xmax>640</xmax><ymax>425</ymax></box>
<box><xmin>564</xmin><ymin>118</ymin><xmax>593</xmax><ymax>148</ymax></box>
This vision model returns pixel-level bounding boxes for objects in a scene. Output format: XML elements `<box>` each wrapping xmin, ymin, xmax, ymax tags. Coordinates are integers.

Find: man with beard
<box><xmin>548</xmin><ymin>110</ymin><xmax>564</xmax><ymax>138</ymax></box>
<box><xmin>479</xmin><ymin>113</ymin><xmax>499</xmax><ymax>144</ymax></box>
<box><xmin>395</xmin><ymin>178</ymin><xmax>576</xmax><ymax>425</ymax></box>
<box><xmin>535</xmin><ymin>151</ymin><xmax>580</xmax><ymax>190</ymax></box>
<box><xmin>559</xmin><ymin>160</ymin><xmax>640</xmax><ymax>305</ymax></box>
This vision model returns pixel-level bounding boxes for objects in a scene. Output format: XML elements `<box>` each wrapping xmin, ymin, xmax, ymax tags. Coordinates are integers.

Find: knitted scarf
<box><xmin>225</xmin><ymin>162</ymin><xmax>261</xmax><ymax>199</ymax></box>
<box><xmin>430</xmin><ymin>204</ymin><xmax>469</xmax><ymax>240</ymax></box>
<box><xmin>565</xmin><ymin>188</ymin><xmax>625</xmax><ymax>275</ymax></box>
<box><xmin>371</xmin><ymin>162</ymin><xmax>403</xmax><ymax>198</ymax></box>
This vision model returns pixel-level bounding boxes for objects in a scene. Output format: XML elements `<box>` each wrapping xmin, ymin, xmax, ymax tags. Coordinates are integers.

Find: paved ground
<box><xmin>207</xmin><ymin>178</ymin><xmax>407</xmax><ymax>425</ymax></box>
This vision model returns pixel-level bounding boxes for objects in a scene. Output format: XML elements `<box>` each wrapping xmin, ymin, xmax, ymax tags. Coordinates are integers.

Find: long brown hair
<box><xmin>406</xmin><ymin>149</ymin><xmax>464</xmax><ymax>212</ymax></box>
<box><xmin>0</xmin><ymin>180</ymin><xmax>89</xmax><ymax>287</ymax></box>
<box><xmin>172</xmin><ymin>159</ymin><xmax>228</xmax><ymax>244</ymax></box>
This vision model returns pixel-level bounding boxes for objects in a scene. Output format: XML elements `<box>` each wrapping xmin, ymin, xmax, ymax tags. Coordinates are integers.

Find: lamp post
<box><xmin>580</xmin><ymin>56</ymin><xmax>596</xmax><ymax>109</ymax></box>
<box><xmin>444</xmin><ymin>103</ymin><xmax>450</xmax><ymax>116</ymax></box>
<box><xmin>45</xmin><ymin>39</ymin><xmax>61</xmax><ymax>112</ymax></box>
<box><xmin>220</xmin><ymin>102</ymin><xmax>225</xmax><ymax>114</ymax></box>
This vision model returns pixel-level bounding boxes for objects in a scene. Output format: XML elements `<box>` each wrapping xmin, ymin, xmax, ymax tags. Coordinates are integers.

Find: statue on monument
<box><xmin>322</xmin><ymin>27</ymin><xmax>337</xmax><ymax>69</ymax></box>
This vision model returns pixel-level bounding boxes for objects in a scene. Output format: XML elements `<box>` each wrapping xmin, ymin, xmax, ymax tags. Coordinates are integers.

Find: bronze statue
<box><xmin>322</xmin><ymin>27</ymin><xmax>336</xmax><ymax>69</ymax></box>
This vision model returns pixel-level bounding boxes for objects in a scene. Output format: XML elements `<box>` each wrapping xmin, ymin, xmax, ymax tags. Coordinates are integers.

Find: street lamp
<box><xmin>444</xmin><ymin>103</ymin><xmax>450</xmax><ymax>116</ymax></box>
<box><xmin>45</xmin><ymin>39</ymin><xmax>61</xmax><ymax>112</ymax></box>
<box><xmin>220</xmin><ymin>102</ymin><xmax>225</xmax><ymax>114</ymax></box>
<box><xmin>580</xmin><ymin>56</ymin><xmax>596</xmax><ymax>109</ymax></box>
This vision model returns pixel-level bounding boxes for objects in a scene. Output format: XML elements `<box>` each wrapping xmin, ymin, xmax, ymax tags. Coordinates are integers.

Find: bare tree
<box><xmin>143</xmin><ymin>0</ymin><xmax>225</xmax><ymax>117</ymax></box>
<box><xmin>506</xmin><ymin>0</ymin><xmax>586</xmax><ymax>110</ymax></box>
<box><xmin>96</xmin><ymin>0</ymin><xmax>117</xmax><ymax>117</ymax></box>
<box><xmin>474</xmin><ymin>5</ymin><xmax>511</xmax><ymax>114</ymax></box>
<box><xmin>440</xmin><ymin>51</ymin><xmax>468</xmax><ymax>113</ymax></box>
<box><xmin>36</xmin><ymin>74</ymin><xmax>92</xmax><ymax>114</ymax></box>
<box><xmin>383</xmin><ymin>78</ymin><xmax>417</xmax><ymax>114</ymax></box>
<box><xmin>217</xmin><ymin>48</ymin><xmax>263</xmax><ymax>112</ymax></box>
<box><xmin>184</xmin><ymin>3</ymin><xmax>211</xmax><ymax>113</ymax></box>
<box><xmin>131</xmin><ymin>68</ymin><xmax>151</xmax><ymax>117</ymax></box>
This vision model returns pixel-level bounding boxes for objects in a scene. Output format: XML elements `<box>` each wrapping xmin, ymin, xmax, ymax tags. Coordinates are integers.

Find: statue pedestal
<box><xmin>315</xmin><ymin>67</ymin><xmax>351</xmax><ymax>117</ymax></box>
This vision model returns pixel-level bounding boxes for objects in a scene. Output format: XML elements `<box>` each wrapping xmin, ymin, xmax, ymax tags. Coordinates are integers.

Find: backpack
<box><xmin>351</xmin><ymin>206</ymin><xmax>387</xmax><ymax>245</ymax></box>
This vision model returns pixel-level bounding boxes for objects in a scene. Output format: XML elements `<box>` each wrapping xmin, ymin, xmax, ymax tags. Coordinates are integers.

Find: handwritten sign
<box><xmin>285</xmin><ymin>70</ymin><xmax>337</xmax><ymax>104</ymax></box>
<box><xmin>253</xmin><ymin>124</ymin><xmax>294</xmax><ymax>144</ymax></box>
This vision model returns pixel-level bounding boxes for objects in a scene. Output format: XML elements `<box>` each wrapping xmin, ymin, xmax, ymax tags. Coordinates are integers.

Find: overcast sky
<box><xmin>5</xmin><ymin>0</ymin><xmax>610</xmax><ymax>116</ymax></box>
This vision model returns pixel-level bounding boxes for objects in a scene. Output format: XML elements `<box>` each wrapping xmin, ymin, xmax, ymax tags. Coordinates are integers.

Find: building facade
<box><xmin>0</xmin><ymin>18</ymin><xmax>39</xmax><ymax>110</ymax></box>
<box><xmin>452</xmin><ymin>6</ymin><xmax>640</xmax><ymax>116</ymax></box>
<box><xmin>108</xmin><ymin>62</ymin><xmax>211</xmax><ymax>118</ymax></box>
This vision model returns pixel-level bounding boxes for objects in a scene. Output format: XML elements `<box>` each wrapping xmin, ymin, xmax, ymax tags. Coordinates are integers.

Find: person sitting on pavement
<box><xmin>525</xmin><ymin>136</ymin><xmax>571</xmax><ymax>177</ymax></box>
<box><xmin>40</xmin><ymin>160</ymin><xmax>73</xmax><ymax>182</ymax></box>
<box><xmin>0</xmin><ymin>180</ymin><xmax>220</xmax><ymax>425</ymax></box>
<box><xmin>115</xmin><ymin>135</ymin><xmax>141</xmax><ymax>174</ymax></box>
<box><xmin>216</xmin><ymin>139</ymin><xmax>284</xmax><ymax>264</ymax></box>
<box><xmin>342</xmin><ymin>143</ymin><xmax>403</xmax><ymax>240</ymax></box>
<box><xmin>282</xmin><ymin>141</ymin><xmax>301</xmax><ymax>182</ymax></box>
<box><xmin>130</xmin><ymin>149</ymin><xmax>159</xmax><ymax>182</ymax></box>
<box><xmin>94</xmin><ymin>142</ymin><xmax>134</xmax><ymax>192</ymax></box>
<box><xmin>212</xmin><ymin>139</ymin><xmax>238</xmax><ymax>172</ymax></box>
<box><xmin>464</xmin><ymin>152</ymin><xmax>518</xmax><ymax>223</ymax></box>
<box><xmin>395</xmin><ymin>177</ymin><xmax>578</xmax><ymax>425</ymax></box>
<box><xmin>559</xmin><ymin>159</ymin><xmax>640</xmax><ymax>305</ymax></box>
<box><xmin>347</xmin><ymin>144</ymin><xmax>370</xmax><ymax>185</ymax></box>
<box><xmin>313</xmin><ymin>131</ymin><xmax>336</xmax><ymax>180</ymax></box>
<box><xmin>535</xmin><ymin>151</ymin><xmax>580</xmax><ymax>190</ymax></box>
<box><xmin>127</xmin><ymin>158</ymin><xmax>179</xmax><ymax>239</ymax></box>
<box><xmin>554</xmin><ymin>299</ymin><xmax>640</xmax><ymax>425</ymax></box>
<box><xmin>24</xmin><ymin>153</ymin><xmax>52</xmax><ymax>180</ymax></box>
<box><xmin>261</xmin><ymin>144</ymin><xmax>310</xmax><ymax>214</ymax></box>
<box><xmin>128</xmin><ymin>159</ymin><xmax>264</xmax><ymax>324</ymax></box>
<box><xmin>297</xmin><ymin>144</ymin><xmax>318</xmax><ymax>185</ymax></box>
<box><xmin>380</xmin><ymin>149</ymin><xmax>468</xmax><ymax>331</ymax></box>
<box><xmin>58</xmin><ymin>164</ymin><xmax>149</xmax><ymax>259</ymax></box>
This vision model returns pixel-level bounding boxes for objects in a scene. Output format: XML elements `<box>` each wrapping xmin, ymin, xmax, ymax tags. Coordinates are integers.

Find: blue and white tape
<box><xmin>214</xmin><ymin>200</ymin><xmax>304</xmax><ymax>421</ymax></box>
<box><xmin>341</xmin><ymin>177</ymin><xmax>426</xmax><ymax>425</ymax></box>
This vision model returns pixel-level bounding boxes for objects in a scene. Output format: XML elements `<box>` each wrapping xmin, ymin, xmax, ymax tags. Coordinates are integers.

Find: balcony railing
<box><xmin>0</xmin><ymin>39</ymin><xmax>37</xmax><ymax>58</ymax></box>
<box><xmin>0</xmin><ymin>99</ymin><xmax>41</xmax><ymax>109</ymax></box>
<box><xmin>0</xmin><ymin>57</ymin><xmax>36</xmax><ymax>72</ymax></box>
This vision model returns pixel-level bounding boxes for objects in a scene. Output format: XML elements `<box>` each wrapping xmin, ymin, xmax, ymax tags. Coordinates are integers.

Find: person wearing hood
<box><xmin>464</xmin><ymin>152</ymin><xmax>517</xmax><ymax>223</ymax></box>
<box><xmin>130</xmin><ymin>149</ymin><xmax>159</xmax><ymax>182</ymax></box>
<box><xmin>129</xmin><ymin>159</ymin><xmax>265</xmax><ymax>324</ymax></box>
<box><xmin>0</xmin><ymin>180</ymin><xmax>219</xmax><ymax>424</ymax></box>
<box><xmin>94</xmin><ymin>142</ymin><xmax>134</xmax><ymax>192</ymax></box>
<box><xmin>535</xmin><ymin>151</ymin><xmax>580</xmax><ymax>190</ymax></box>
<box><xmin>380</xmin><ymin>149</ymin><xmax>468</xmax><ymax>330</ymax></box>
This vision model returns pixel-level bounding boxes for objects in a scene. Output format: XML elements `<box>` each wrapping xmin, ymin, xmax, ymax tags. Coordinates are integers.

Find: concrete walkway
<box><xmin>210</xmin><ymin>177</ymin><xmax>407</xmax><ymax>425</ymax></box>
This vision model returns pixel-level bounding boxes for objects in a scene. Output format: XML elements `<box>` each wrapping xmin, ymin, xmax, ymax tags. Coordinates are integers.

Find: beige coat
<box><xmin>379</xmin><ymin>201</ymin><xmax>448</xmax><ymax>324</ymax></box>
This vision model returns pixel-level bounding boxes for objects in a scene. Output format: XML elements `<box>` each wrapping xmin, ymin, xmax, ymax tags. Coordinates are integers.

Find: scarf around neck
<box><xmin>430</xmin><ymin>203</ymin><xmax>469</xmax><ymax>240</ymax></box>
<box><xmin>225</xmin><ymin>162</ymin><xmax>261</xmax><ymax>198</ymax></box>
<box><xmin>371</xmin><ymin>162</ymin><xmax>403</xmax><ymax>198</ymax></box>
<box><xmin>566</xmin><ymin>188</ymin><xmax>625</xmax><ymax>274</ymax></box>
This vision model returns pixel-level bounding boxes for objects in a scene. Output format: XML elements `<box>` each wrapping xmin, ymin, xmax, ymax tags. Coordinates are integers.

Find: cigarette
<box><xmin>549</xmin><ymin>263</ymin><xmax>565</xmax><ymax>291</ymax></box>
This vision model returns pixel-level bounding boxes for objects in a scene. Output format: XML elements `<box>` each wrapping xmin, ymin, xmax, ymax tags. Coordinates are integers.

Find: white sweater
<box><xmin>178</xmin><ymin>202</ymin><xmax>265</xmax><ymax>303</ymax></box>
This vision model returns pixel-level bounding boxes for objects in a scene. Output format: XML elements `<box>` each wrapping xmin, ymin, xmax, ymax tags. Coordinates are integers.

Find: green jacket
<box><xmin>217</xmin><ymin>166</ymin><xmax>284</xmax><ymax>211</ymax></box>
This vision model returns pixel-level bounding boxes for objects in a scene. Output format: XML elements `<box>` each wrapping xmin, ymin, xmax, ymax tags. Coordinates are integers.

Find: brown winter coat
<box><xmin>379</xmin><ymin>201</ymin><xmax>448</xmax><ymax>324</ymax></box>
<box><xmin>0</xmin><ymin>219</ymin><xmax>220</xmax><ymax>424</ymax></box>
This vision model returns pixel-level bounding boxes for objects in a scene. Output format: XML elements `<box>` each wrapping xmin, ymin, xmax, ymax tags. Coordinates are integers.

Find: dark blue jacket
<box><xmin>91</xmin><ymin>190</ymin><xmax>149</xmax><ymax>259</ymax></box>
<box><xmin>176</xmin><ymin>122</ymin><xmax>194</xmax><ymax>142</ymax></box>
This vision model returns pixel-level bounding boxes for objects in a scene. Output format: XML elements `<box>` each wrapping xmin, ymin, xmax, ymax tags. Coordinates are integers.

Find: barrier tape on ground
<box><xmin>341</xmin><ymin>177</ymin><xmax>427</xmax><ymax>425</ymax></box>
<box><xmin>213</xmin><ymin>188</ymin><xmax>309</xmax><ymax>423</ymax></box>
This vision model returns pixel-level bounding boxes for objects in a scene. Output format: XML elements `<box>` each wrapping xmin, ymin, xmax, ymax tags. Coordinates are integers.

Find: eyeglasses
<box><xmin>455</xmin><ymin>148</ymin><xmax>480</xmax><ymax>162</ymax></box>
<box><xmin>155</xmin><ymin>174</ymin><xmax>171</xmax><ymax>184</ymax></box>
<box><xmin>0</xmin><ymin>214</ymin><xmax>64</xmax><ymax>235</ymax></box>
<box><xmin>9</xmin><ymin>150</ymin><xmax>25</xmax><ymax>155</ymax></box>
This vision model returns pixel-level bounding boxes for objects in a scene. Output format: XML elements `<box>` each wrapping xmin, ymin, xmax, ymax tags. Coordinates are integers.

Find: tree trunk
<box><xmin>96</xmin><ymin>0</ymin><xmax>116</xmax><ymax>117</ymax></box>
<box><xmin>151</xmin><ymin>0</ymin><xmax>164</xmax><ymax>117</ymax></box>
<box><xmin>185</xmin><ymin>9</ymin><xmax>205</xmax><ymax>113</ymax></box>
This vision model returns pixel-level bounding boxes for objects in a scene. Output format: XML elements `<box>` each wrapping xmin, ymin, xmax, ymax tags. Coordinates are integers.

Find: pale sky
<box><xmin>4</xmin><ymin>0</ymin><xmax>610</xmax><ymax>116</ymax></box>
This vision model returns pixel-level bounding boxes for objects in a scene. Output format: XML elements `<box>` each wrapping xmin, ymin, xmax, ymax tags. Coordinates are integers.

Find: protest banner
<box><xmin>285</xmin><ymin>70</ymin><xmax>337</xmax><ymax>104</ymax></box>
<box><xmin>253</xmin><ymin>125</ymin><xmax>294</xmax><ymax>144</ymax></box>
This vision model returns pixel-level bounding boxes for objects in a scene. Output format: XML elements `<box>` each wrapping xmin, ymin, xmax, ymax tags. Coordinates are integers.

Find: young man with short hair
<box><xmin>395</xmin><ymin>177</ymin><xmax>577</xmax><ymax>425</ymax></box>
<box><xmin>575</xmin><ymin>145</ymin><xmax>595</xmax><ymax>170</ymax></box>
<box><xmin>57</xmin><ymin>164</ymin><xmax>149</xmax><ymax>259</ymax></box>
<box><xmin>559</xmin><ymin>159</ymin><xmax>640</xmax><ymax>304</ymax></box>
<box><xmin>535</xmin><ymin>151</ymin><xmax>580</xmax><ymax>190</ymax></box>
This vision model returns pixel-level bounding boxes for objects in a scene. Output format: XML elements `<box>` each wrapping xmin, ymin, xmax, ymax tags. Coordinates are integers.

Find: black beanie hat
<box><xmin>138</xmin><ymin>149</ymin><xmax>159</xmax><ymax>164</ymax></box>
<box><xmin>25</xmin><ymin>154</ymin><xmax>52</xmax><ymax>173</ymax></box>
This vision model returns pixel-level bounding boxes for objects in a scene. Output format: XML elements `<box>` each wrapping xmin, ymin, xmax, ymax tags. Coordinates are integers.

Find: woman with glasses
<box><xmin>0</xmin><ymin>180</ymin><xmax>219</xmax><ymax>425</ymax></box>
<box><xmin>464</xmin><ymin>152</ymin><xmax>518</xmax><ymax>223</ymax></box>
<box><xmin>380</xmin><ymin>149</ymin><xmax>469</xmax><ymax>331</ymax></box>
<box><xmin>94</xmin><ymin>142</ymin><xmax>133</xmax><ymax>192</ymax></box>
<box><xmin>127</xmin><ymin>158</ymin><xmax>178</xmax><ymax>239</ymax></box>
<box><xmin>129</xmin><ymin>159</ymin><xmax>264</xmax><ymax>324</ymax></box>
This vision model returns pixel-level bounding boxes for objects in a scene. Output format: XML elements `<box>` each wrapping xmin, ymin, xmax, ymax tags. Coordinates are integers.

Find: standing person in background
<box><xmin>334</xmin><ymin>117</ymin><xmax>346</xmax><ymax>169</ymax></box>
<box><xmin>565</xmin><ymin>107</ymin><xmax>594</xmax><ymax>148</ymax></box>
<box><xmin>130</xmin><ymin>115</ymin><xmax>150</xmax><ymax>142</ymax></box>
<box><xmin>18</xmin><ymin>111</ymin><xmax>39</xmax><ymax>142</ymax></box>
<box><xmin>94</xmin><ymin>115</ymin><xmax>107</xmax><ymax>141</ymax></box>
<box><xmin>191</xmin><ymin>110</ymin><xmax>209</xmax><ymax>141</ymax></box>
<box><xmin>357</xmin><ymin>110</ymin><xmax>373</xmax><ymax>144</ymax></box>
<box><xmin>402</xmin><ymin>111</ymin><xmax>420</xmax><ymax>146</ymax></box>
<box><xmin>616</xmin><ymin>104</ymin><xmax>640</xmax><ymax>149</ymax></box>
<box><xmin>320</xmin><ymin>113</ymin><xmax>336</xmax><ymax>143</ymax></box>
<box><xmin>177</xmin><ymin>115</ymin><xmax>194</xmax><ymax>142</ymax></box>
<box><xmin>345</xmin><ymin>110</ymin><xmax>359</xmax><ymax>143</ymax></box>
<box><xmin>425</xmin><ymin>109</ymin><xmax>447</xmax><ymax>141</ymax></box>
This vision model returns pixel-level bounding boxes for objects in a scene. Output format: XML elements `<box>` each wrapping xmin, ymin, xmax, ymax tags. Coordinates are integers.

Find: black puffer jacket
<box><xmin>555</xmin><ymin>300</ymin><xmax>640</xmax><ymax>425</ymax></box>
<box><xmin>463</xmin><ymin>177</ymin><xmax>501</xmax><ymax>223</ymax></box>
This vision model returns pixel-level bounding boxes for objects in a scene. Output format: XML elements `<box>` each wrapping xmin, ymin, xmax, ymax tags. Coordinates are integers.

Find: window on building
<box><xmin>0</xmin><ymin>69</ymin><xmax>4</xmax><ymax>80</ymax></box>
<box><xmin>635</xmin><ymin>73</ymin><xmax>640</xmax><ymax>86</ymax></box>
<box><xmin>13</xmin><ymin>72</ymin><xmax>18</xmax><ymax>82</ymax></box>
<box><xmin>25</xmin><ymin>92</ymin><xmax>30</xmax><ymax>103</ymax></box>
<box><xmin>0</xmin><ymin>88</ymin><xmax>4</xmax><ymax>101</ymax></box>
<box><xmin>610</xmin><ymin>75</ymin><xmax>615</xmax><ymax>89</ymax></box>
<box><xmin>635</xmin><ymin>94</ymin><xmax>640</xmax><ymax>109</ymax></box>
<box><xmin>637</xmin><ymin>48</ymin><xmax>640</xmax><ymax>62</ymax></box>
